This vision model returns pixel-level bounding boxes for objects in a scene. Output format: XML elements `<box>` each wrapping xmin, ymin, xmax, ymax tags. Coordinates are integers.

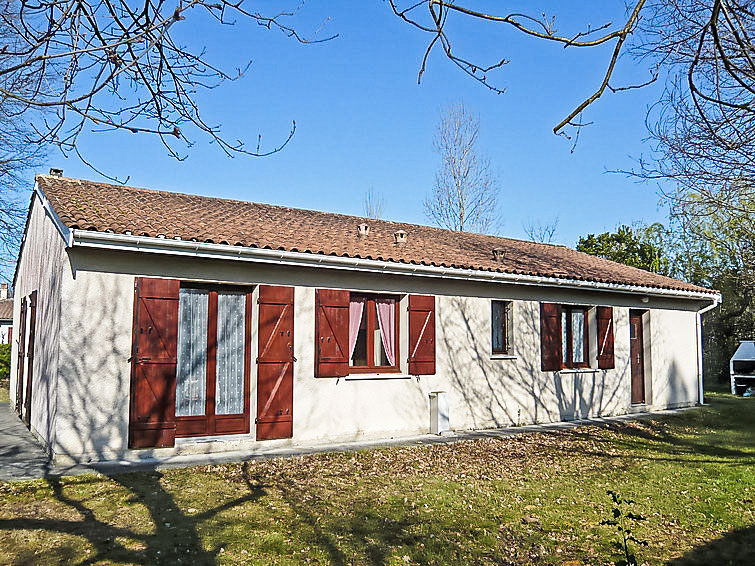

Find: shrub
<box><xmin>0</xmin><ymin>343</ymin><xmax>11</xmax><ymax>381</ymax></box>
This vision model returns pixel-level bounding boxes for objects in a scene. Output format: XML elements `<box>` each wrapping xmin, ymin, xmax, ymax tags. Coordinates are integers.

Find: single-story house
<box><xmin>10</xmin><ymin>173</ymin><xmax>721</xmax><ymax>465</ymax></box>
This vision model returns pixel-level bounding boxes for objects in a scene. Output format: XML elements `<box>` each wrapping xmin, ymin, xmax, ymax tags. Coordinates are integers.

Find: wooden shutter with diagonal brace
<box><xmin>408</xmin><ymin>295</ymin><xmax>435</xmax><ymax>375</ymax></box>
<box><xmin>256</xmin><ymin>285</ymin><xmax>295</xmax><ymax>440</ymax></box>
<box><xmin>315</xmin><ymin>289</ymin><xmax>349</xmax><ymax>377</ymax></box>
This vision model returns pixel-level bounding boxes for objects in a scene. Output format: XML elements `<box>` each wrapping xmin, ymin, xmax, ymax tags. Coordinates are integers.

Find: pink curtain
<box><xmin>375</xmin><ymin>299</ymin><xmax>396</xmax><ymax>366</ymax></box>
<box><xmin>349</xmin><ymin>297</ymin><xmax>366</xmax><ymax>360</ymax></box>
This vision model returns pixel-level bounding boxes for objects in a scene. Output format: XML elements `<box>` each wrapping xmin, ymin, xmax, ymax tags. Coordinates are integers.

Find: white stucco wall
<box><xmin>37</xmin><ymin>243</ymin><xmax>709</xmax><ymax>464</ymax></box>
<box><xmin>10</xmin><ymin>195</ymin><xmax>67</xmax><ymax>450</ymax></box>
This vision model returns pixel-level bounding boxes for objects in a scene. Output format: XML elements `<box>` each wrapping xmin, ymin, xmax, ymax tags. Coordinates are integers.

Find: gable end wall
<box><xmin>11</xmin><ymin>194</ymin><xmax>68</xmax><ymax>451</ymax></box>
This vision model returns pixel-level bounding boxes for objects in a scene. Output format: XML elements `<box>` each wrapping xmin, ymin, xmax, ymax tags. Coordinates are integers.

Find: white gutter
<box><xmin>696</xmin><ymin>297</ymin><xmax>722</xmax><ymax>405</ymax></box>
<box><xmin>70</xmin><ymin>230</ymin><xmax>722</xmax><ymax>302</ymax></box>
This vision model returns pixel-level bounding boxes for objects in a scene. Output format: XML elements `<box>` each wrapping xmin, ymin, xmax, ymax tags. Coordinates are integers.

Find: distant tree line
<box><xmin>577</xmin><ymin>220</ymin><xmax>755</xmax><ymax>385</ymax></box>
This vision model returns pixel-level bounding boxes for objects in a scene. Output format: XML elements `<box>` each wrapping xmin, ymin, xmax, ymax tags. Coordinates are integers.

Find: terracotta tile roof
<box><xmin>0</xmin><ymin>299</ymin><xmax>12</xmax><ymax>321</ymax></box>
<box><xmin>36</xmin><ymin>175</ymin><xmax>715</xmax><ymax>295</ymax></box>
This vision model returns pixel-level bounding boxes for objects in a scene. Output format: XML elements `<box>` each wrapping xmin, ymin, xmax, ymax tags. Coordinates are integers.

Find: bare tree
<box><xmin>362</xmin><ymin>186</ymin><xmax>385</xmax><ymax>219</ymax></box>
<box><xmin>0</xmin><ymin>1</ymin><xmax>334</xmax><ymax>173</ymax></box>
<box><xmin>390</xmin><ymin>1</ymin><xmax>755</xmax><ymax>277</ymax></box>
<box><xmin>425</xmin><ymin>103</ymin><xmax>500</xmax><ymax>233</ymax></box>
<box><xmin>632</xmin><ymin>2</ymin><xmax>755</xmax><ymax>222</ymax></box>
<box><xmin>0</xmin><ymin>1</ymin><xmax>333</xmax><ymax>277</ymax></box>
<box><xmin>523</xmin><ymin>217</ymin><xmax>559</xmax><ymax>244</ymax></box>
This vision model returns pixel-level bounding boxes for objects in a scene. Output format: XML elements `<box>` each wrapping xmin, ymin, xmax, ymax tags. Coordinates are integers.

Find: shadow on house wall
<box><xmin>440</xmin><ymin>297</ymin><xmax>627</xmax><ymax>429</ymax></box>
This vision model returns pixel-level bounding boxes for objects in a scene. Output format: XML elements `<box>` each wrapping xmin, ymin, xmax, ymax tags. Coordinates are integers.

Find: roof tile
<box><xmin>36</xmin><ymin>175</ymin><xmax>715</xmax><ymax>295</ymax></box>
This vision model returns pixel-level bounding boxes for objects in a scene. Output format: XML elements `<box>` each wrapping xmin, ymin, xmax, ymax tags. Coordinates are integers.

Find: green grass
<box><xmin>1</xmin><ymin>393</ymin><xmax>753</xmax><ymax>565</ymax></box>
<box><xmin>0</xmin><ymin>380</ymin><xmax>9</xmax><ymax>404</ymax></box>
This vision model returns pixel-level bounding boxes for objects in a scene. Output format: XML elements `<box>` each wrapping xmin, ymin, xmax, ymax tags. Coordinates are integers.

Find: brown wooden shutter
<box><xmin>408</xmin><ymin>295</ymin><xmax>436</xmax><ymax>375</ymax></box>
<box><xmin>540</xmin><ymin>302</ymin><xmax>562</xmax><ymax>371</ymax></box>
<box><xmin>23</xmin><ymin>291</ymin><xmax>37</xmax><ymax>429</ymax></box>
<box><xmin>596</xmin><ymin>306</ymin><xmax>615</xmax><ymax>369</ymax></box>
<box><xmin>15</xmin><ymin>297</ymin><xmax>27</xmax><ymax>415</ymax></box>
<box><xmin>256</xmin><ymin>285</ymin><xmax>295</xmax><ymax>440</ymax></box>
<box><xmin>129</xmin><ymin>277</ymin><xmax>180</xmax><ymax>449</ymax></box>
<box><xmin>315</xmin><ymin>289</ymin><xmax>350</xmax><ymax>377</ymax></box>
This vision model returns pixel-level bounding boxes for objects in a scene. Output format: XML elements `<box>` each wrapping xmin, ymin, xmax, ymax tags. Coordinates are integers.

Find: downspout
<box><xmin>696</xmin><ymin>296</ymin><xmax>722</xmax><ymax>405</ymax></box>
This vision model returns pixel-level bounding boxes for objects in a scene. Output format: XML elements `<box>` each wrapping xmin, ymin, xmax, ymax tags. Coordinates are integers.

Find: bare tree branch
<box><xmin>523</xmin><ymin>217</ymin><xmax>559</xmax><ymax>244</ymax></box>
<box><xmin>388</xmin><ymin>0</ymin><xmax>649</xmax><ymax>136</ymax></box>
<box><xmin>0</xmin><ymin>0</ymin><xmax>335</xmax><ymax>171</ymax></box>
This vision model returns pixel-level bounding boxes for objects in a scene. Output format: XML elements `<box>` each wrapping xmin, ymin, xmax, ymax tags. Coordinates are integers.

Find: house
<box><xmin>10</xmin><ymin>173</ymin><xmax>721</xmax><ymax>465</ymax></box>
<box><xmin>0</xmin><ymin>283</ymin><xmax>12</xmax><ymax>345</ymax></box>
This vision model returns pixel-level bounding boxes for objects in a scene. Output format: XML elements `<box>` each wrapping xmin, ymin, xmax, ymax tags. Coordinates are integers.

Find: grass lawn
<box><xmin>0</xmin><ymin>379</ymin><xmax>9</xmax><ymax>404</ymax></box>
<box><xmin>0</xmin><ymin>393</ymin><xmax>753</xmax><ymax>565</ymax></box>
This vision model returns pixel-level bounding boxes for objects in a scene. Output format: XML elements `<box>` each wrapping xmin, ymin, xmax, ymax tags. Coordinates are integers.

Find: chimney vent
<box><xmin>394</xmin><ymin>230</ymin><xmax>408</xmax><ymax>245</ymax></box>
<box><xmin>492</xmin><ymin>247</ymin><xmax>506</xmax><ymax>262</ymax></box>
<box><xmin>49</xmin><ymin>168</ymin><xmax>63</xmax><ymax>177</ymax></box>
<box><xmin>357</xmin><ymin>223</ymin><xmax>370</xmax><ymax>237</ymax></box>
<box><xmin>0</xmin><ymin>283</ymin><xmax>7</xmax><ymax>300</ymax></box>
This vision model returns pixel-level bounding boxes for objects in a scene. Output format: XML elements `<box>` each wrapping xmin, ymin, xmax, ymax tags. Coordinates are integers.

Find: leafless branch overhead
<box><xmin>388</xmin><ymin>0</ymin><xmax>650</xmax><ymax>136</ymax></box>
<box><xmin>0</xmin><ymin>0</ymin><xmax>335</xmax><ymax>172</ymax></box>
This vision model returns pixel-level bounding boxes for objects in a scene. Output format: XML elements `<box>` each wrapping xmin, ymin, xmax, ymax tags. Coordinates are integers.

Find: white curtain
<box><xmin>176</xmin><ymin>288</ymin><xmax>208</xmax><ymax>417</ymax></box>
<box><xmin>215</xmin><ymin>291</ymin><xmax>246</xmax><ymax>415</ymax></box>
<box><xmin>572</xmin><ymin>310</ymin><xmax>585</xmax><ymax>363</ymax></box>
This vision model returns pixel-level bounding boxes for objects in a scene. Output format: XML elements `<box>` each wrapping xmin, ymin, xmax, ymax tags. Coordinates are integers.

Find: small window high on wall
<box><xmin>491</xmin><ymin>300</ymin><xmax>513</xmax><ymax>355</ymax></box>
<box><xmin>348</xmin><ymin>294</ymin><xmax>400</xmax><ymax>372</ymax></box>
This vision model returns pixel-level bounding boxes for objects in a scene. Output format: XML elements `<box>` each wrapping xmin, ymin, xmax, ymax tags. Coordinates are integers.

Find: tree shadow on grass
<box><xmin>1</xmin><ymin>464</ymin><xmax>266</xmax><ymax>565</ymax></box>
<box><xmin>560</xmin><ymin>398</ymin><xmax>755</xmax><ymax>467</ymax></box>
<box><xmin>268</xmin><ymin>484</ymin><xmax>428</xmax><ymax>566</ymax></box>
<box><xmin>667</xmin><ymin>524</ymin><xmax>755</xmax><ymax>565</ymax></box>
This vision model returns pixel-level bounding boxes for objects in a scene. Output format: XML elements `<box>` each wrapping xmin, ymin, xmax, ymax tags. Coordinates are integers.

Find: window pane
<box><xmin>505</xmin><ymin>302</ymin><xmax>513</xmax><ymax>354</ymax></box>
<box><xmin>562</xmin><ymin>311</ymin><xmax>568</xmax><ymax>363</ymax></box>
<box><xmin>350</xmin><ymin>306</ymin><xmax>368</xmax><ymax>366</ymax></box>
<box><xmin>572</xmin><ymin>310</ymin><xmax>585</xmax><ymax>363</ymax></box>
<box><xmin>215</xmin><ymin>291</ymin><xmax>246</xmax><ymax>415</ymax></box>
<box><xmin>176</xmin><ymin>288</ymin><xmax>208</xmax><ymax>417</ymax></box>
<box><xmin>492</xmin><ymin>301</ymin><xmax>505</xmax><ymax>354</ymax></box>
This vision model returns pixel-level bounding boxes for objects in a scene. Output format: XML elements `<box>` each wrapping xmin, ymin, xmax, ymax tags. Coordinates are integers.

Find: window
<box><xmin>348</xmin><ymin>294</ymin><xmax>400</xmax><ymax>372</ymax></box>
<box><xmin>175</xmin><ymin>285</ymin><xmax>250</xmax><ymax>436</ymax></box>
<box><xmin>491</xmin><ymin>300</ymin><xmax>513</xmax><ymax>355</ymax></box>
<box><xmin>561</xmin><ymin>306</ymin><xmax>588</xmax><ymax>368</ymax></box>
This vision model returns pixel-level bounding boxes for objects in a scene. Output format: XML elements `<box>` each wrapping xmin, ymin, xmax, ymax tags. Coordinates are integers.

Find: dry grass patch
<box><xmin>0</xmin><ymin>394</ymin><xmax>753</xmax><ymax>565</ymax></box>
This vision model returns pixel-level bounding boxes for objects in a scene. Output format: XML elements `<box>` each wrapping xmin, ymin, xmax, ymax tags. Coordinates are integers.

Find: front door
<box><xmin>630</xmin><ymin>311</ymin><xmax>646</xmax><ymax>405</ymax></box>
<box><xmin>256</xmin><ymin>285</ymin><xmax>295</xmax><ymax>440</ymax></box>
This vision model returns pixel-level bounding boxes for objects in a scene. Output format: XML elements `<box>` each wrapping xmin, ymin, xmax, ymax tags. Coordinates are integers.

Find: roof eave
<box><xmin>69</xmin><ymin>229</ymin><xmax>721</xmax><ymax>303</ymax></box>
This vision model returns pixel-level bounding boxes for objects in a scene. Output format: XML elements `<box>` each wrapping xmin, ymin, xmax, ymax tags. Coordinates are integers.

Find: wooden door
<box><xmin>15</xmin><ymin>297</ymin><xmax>27</xmax><ymax>416</ymax></box>
<box><xmin>256</xmin><ymin>285</ymin><xmax>295</xmax><ymax>440</ymax></box>
<box><xmin>630</xmin><ymin>311</ymin><xmax>646</xmax><ymax>405</ymax></box>
<box><xmin>129</xmin><ymin>278</ymin><xmax>180</xmax><ymax>448</ymax></box>
<box><xmin>23</xmin><ymin>291</ymin><xmax>37</xmax><ymax>428</ymax></box>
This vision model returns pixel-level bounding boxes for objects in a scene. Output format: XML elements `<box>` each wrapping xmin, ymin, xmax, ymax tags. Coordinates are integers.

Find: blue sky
<box><xmin>40</xmin><ymin>1</ymin><xmax>669</xmax><ymax>248</ymax></box>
